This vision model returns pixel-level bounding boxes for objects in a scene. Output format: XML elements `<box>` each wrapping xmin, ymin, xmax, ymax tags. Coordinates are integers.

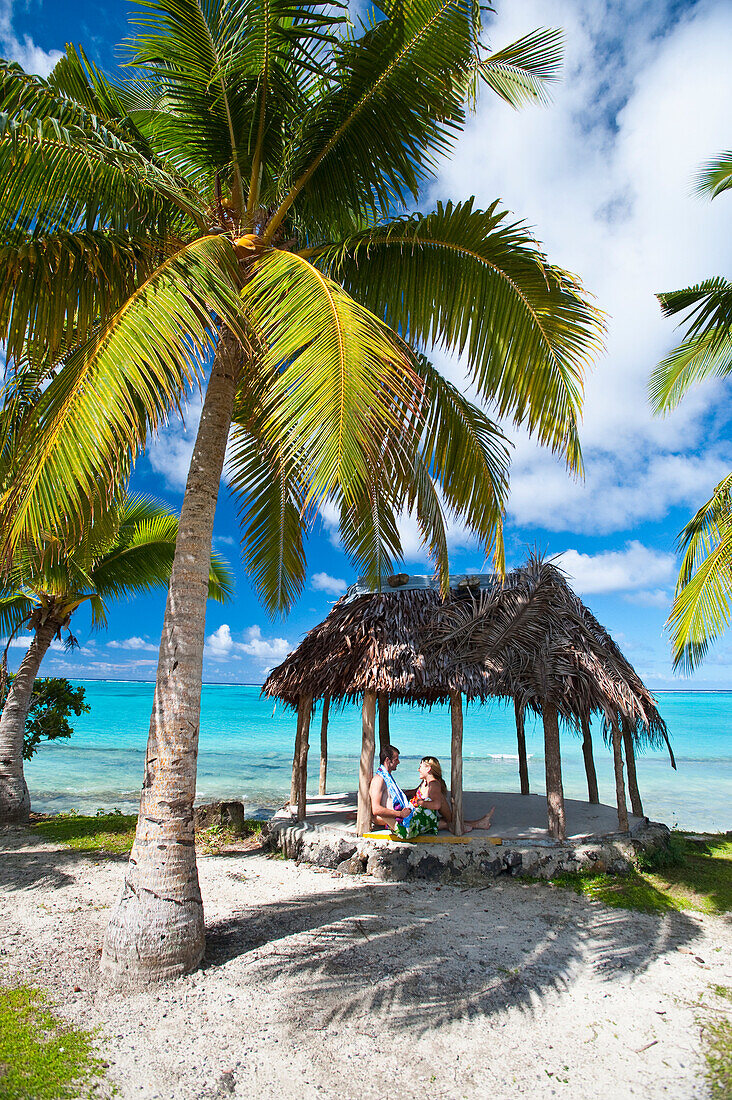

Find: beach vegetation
<box><xmin>0</xmin><ymin>0</ymin><xmax>604</xmax><ymax>981</ymax></box>
<box><xmin>31</xmin><ymin>811</ymin><xmax>266</xmax><ymax>857</ymax></box>
<box><xmin>650</xmin><ymin>148</ymin><xmax>732</xmax><ymax>671</ymax></box>
<box><xmin>0</xmin><ymin>985</ymin><xmax>103</xmax><ymax>1099</ymax></box>
<box><xmin>0</xmin><ymin>676</ymin><xmax>90</xmax><ymax>760</ymax></box>
<box><xmin>31</xmin><ymin>812</ymin><xmax>138</xmax><ymax>855</ymax></box>
<box><xmin>553</xmin><ymin>832</ymin><xmax>732</xmax><ymax>915</ymax></box>
<box><xmin>0</xmin><ymin>492</ymin><xmax>232</xmax><ymax>825</ymax></box>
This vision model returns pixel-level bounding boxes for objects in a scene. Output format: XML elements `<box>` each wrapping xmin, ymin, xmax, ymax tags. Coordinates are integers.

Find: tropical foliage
<box><xmin>0</xmin><ymin>3</ymin><xmax>603</xmax><ymax>604</ymax></box>
<box><xmin>650</xmin><ymin>149</ymin><xmax>732</xmax><ymax>671</ymax></box>
<box><xmin>0</xmin><ymin>677</ymin><xmax>90</xmax><ymax>760</ymax></box>
<box><xmin>0</xmin><ymin>492</ymin><xmax>233</xmax><ymax>649</ymax></box>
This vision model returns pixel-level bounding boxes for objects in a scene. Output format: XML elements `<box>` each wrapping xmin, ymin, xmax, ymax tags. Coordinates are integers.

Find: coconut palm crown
<box><xmin>0</xmin><ymin>1</ymin><xmax>603</xmax><ymax>599</ymax></box>
<box><xmin>0</xmin><ymin>491</ymin><xmax>233</xmax><ymax>824</ymax></box>
<box><xmin>650</xmin><ymin>149</ymin><xmax>732</xmax><ymax>671</ymax></box>
<box><xmin>0</xmin><ymin>0</ymin><xmax>604</xmax><ymax>982</ymax></box>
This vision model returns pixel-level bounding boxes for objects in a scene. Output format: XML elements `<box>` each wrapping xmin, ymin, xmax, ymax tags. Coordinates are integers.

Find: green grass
<box><xmin>702</xmin><ymin>986</ymin><xmax>732</xmax><ymax>1100</ymax></box>
<box><xmin>31</xmin><ymin>811</ymin><xmax>265</xmax><ymax>857</ymax></box>
<box><xmin>0</xmin><ymin>986</ymin><xmax>102</xmax><ymax>1099</ymax></box>
<box><xmin>31</xmin><ymin>811</ymin><xmax>137</xmax><ymax>855</ymax></box>
<box><xmin>553</xmin><ymin>832</ymin><xmax>732</xmax><ymax>916</ymax></box>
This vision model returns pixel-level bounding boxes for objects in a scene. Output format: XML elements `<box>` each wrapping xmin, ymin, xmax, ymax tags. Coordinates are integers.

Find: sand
<box><xmin>1</xmin><ymin>828</ymin><xmax>729</xmax><ymax>1099</ymax></box>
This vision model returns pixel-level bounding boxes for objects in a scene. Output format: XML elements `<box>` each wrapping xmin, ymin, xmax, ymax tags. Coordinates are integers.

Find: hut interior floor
<box><xmin>282</xmin><ymin>791</ymin><xmax>645</xmax><ymax>841</ymax></box>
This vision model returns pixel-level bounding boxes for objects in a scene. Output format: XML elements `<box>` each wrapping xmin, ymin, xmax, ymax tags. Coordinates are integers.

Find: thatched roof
<box><xmin>263</xmin><ymin>557</ymin><xmax>671</xmax><ymax>757</ymax></box>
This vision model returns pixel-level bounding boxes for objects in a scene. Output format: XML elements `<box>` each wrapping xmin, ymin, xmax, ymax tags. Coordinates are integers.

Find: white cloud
<box><xmin>556</xmin><ymin>540</ymin><xmax>675</xmax><ymax>595</ymax></box>
<box><xmin>626</xmin><ymin>588</ymin><xmax>672</xmax><ymax>609</ymax></box>
<box><xmin>107</xmin><ymin>637</ymin><xmax>158</xmax><ymax>652</ymax></box>
<box><xmin>430</xmin><ymin>0</ymin><xmax>732</xmax><ymax>536</ymax></box>
<box><xmin>2</xmin><ymin>634</ymin><xmax>65</xmax><ymax>652</ymax></box>
<box><xmin>47</xmin><ymin>658</ymin><xmax>157</xmax><ymax>676</ymax></box>
<box><xmin>0</xmin><ymin>1</ymin><xmax>62</xmax><ymax>76</ymax></box>
<box><xmin>203</xmin><ymin>623</ymin><xmax>291</xmax><ymax>671</ymax></box>
<box><xmin>311</xmin><ymin>571</ymin><xmax>347</xmax><ymax>596</ymax></box>
<box><xmin>205</xmin><ymin>623</ymin><xmax>236</xmax><ymax>659</ymax></box>
<box><xmin>239</xmin><ymin>625</ymin><xmax>290</xmax><ymax>664</ymax></box>
<box><xmin>147</xmin><ymin>394</ymin><xmax>203</xmax><ymax>490</ymax></box>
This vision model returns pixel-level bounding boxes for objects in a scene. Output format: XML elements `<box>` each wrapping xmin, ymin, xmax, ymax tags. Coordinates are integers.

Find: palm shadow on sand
<box><xmin>204</xmin><ymin>862</ymin><xmax>702</xmax><ymax>1035</ymax></box>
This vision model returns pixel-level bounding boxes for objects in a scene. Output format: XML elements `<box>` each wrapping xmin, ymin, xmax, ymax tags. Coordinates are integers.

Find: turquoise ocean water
<box><xmin>24</xmin><ymin>681</ymin><xmax>731</xmax><ymax>832</ymax></box>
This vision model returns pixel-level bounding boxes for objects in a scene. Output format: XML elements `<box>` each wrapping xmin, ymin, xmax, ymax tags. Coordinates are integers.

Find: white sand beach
<box><xmin>1</xmin><ymin>828</ymin><xmax>729</xmax><ymax>1099</ymax></box>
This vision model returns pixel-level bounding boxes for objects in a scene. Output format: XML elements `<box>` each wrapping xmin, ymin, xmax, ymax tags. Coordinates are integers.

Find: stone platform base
<box><xmin>267</xmin><ymin>793</ymin><xmax>671</xmax><ymax>882</ymax></box>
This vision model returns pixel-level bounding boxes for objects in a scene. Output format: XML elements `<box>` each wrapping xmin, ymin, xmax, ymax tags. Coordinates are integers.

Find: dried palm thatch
<box><xmin>425</xmin><ymin>555</ymin><xmax>673</xmax><ymax>761</ymax></box>
<box><xmin>264</xmin><ymin>556</ymin><xmax>669</xmax><ymax>753</ymax></box>
<box><xmin>264</xmin><ymin>556</ymin><xmax>672</xmax><ymax>839</ymax></box>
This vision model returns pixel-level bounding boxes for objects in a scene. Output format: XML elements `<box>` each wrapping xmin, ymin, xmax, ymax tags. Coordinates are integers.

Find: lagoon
<box><xmin>24</xmin><ymin>681</ymin><xmax>732</xmax><ymax>832</ymax></box>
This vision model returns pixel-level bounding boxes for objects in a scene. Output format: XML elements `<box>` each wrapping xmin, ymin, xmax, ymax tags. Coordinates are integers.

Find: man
<box><xmin>369</xmin><ymin>744</ymin><xmax>412</xmax><ymax>830</ymax></box>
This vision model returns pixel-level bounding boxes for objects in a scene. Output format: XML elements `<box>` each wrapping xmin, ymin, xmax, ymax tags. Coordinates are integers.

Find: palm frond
<box><xmin>265</xmin><ymin>0</ymin><xmax>481</xmax><ymax>241</ymax></box>
<box><xmin>667</xmin><ymin>473</ymin><xmax>732</xmax><ymax>672</ymax></box>
<box><xmin>694</xmin><ymin>150</ymin><xmax>732</xmax><ymax>200</ymax></box>
<box><xmin>414</xmin><ymin>355</ymin><xmax>510</xmax><ymax>560</ymax></box>
<box><xmin>0</xmin><ymin>110</ymin><xmax>203</xmax><ymax>238</ymax></box>
<box><xmin>0</xmin><ymin>235</ymin><xmax>245</xmax><ymax>556</ymax></box>
<box><xmin>473</xmin><ymin>28</ymin><xmax>563</xmax><ymax>108</ymax></box>
<box><xmin>241</xmin><ymin>248</ymin><xmax>421</xmax><ymax>511</ymax></box>
<box><xmin>0</xmin><ymin>229</ymin><xmax>176</xmax><ymax>367</ymax></box>
<box><xmin>0</xmin><ymin>592</ymin><xmax>34</xmax><ymax>640</ymax></box>
<box><xmin>650</xmin><ymin>279</ymin><xmax>732</xmax><ymax>412</ymax></box>
<box><xmin>226</xmin><ymin>424</ymin><xmax>308</xmax><ymax>615</ymax></box>
<box><xmin>320</xmin><ymin>199</ymin><xmax>604</xmax><ymax>469</ymax></box>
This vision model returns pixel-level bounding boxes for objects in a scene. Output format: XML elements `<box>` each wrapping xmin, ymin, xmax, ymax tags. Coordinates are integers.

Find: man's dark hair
<box><xmin>379</xmin><ymin>744</ymin><xmax>400</xmax><ymax>765</ymax></box>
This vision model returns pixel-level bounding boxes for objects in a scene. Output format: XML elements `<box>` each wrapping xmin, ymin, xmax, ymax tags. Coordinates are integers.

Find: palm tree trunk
<box><xmin>542</xmin><ymin>702</ymin><xmax>566</xmax><ymax>840</ymax></box>
<box><xmin>581</xmin><ymin>716</ymin><xmax>599</xmax><ymax>804</ymax></box>
<box><xmin>0</xmin><ymin>619</ymin><xmax>57</xmax><ymax>824</ymax></box>
<box><xmin>319</xmin><ymin>694</ymin><xmax>330</xmax><ymax>796</ymax></box>
<box><xmin>378</xmin><ymin>693</ymin><xmax>390</xmax><ymax>754</ymax></box>
<box><xmin>515</xmin><ymin>698</ymin><xmax>529</xmax><ymax>795</ymax></box>
<box><xmin>612</xmin><ymin>720</ymin><xmax>629</xmax><ymax>833</ymax></box>
<box><xmin>102</xmin><ymin>330</ymin><xmax>240</xmax><ymax>983</ymax></box>
<box><xmin>622</xmin><ymin>720</ymin><xmax>644</xmax><ymax>818</ymax></box>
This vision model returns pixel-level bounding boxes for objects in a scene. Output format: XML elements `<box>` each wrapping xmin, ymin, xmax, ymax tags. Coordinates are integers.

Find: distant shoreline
<box><xmin>52</xmin><ymin>678</ymin><xmax>732</xmax><ymax>693</ymax></box>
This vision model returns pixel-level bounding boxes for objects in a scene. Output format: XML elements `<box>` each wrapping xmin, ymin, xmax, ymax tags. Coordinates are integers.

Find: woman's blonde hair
<box><xmin>421</xmin><ymin>756</ymin><xmax>449</xmax><ymax>800</ymax></box>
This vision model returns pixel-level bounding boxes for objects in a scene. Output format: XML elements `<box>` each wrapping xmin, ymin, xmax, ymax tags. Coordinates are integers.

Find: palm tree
<box><xmin>0</xmin><ymin>492</ymin><xmax>232</xmax><ymax>824</ymax></box>
<box><xmin>650</xmin><ymin>149</ymin><xmax>732</xmax><ymax>671</ymax></box>
<box><xmin>0</xmin><ymin>0</ymin><xmax>603</xmax><ymax>980</ymax></box>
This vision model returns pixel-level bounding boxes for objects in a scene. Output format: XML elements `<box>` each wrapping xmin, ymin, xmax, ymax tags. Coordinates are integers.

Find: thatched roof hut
<box><xmin>263</xmin><ymin>558</ymin><xmax>672</xmax><ymax>839</ymax></box>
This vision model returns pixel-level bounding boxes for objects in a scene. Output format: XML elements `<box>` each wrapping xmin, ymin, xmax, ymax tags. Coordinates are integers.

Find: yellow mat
<box><xmin>363</xmin><ymin>831</ymin><xmax>502</xmax><ymax>846</ymax></box>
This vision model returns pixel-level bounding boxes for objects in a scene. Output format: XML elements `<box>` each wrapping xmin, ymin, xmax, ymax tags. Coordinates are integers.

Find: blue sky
<box><xmin>2</xmin><ymin>0</ymin><xmax>732</xmax><ymax>687</ymax></box>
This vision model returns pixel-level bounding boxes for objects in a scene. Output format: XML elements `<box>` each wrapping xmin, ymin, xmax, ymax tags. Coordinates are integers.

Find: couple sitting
<box><xmin>370</xmin><ymin>744</ymin><xmax>495</xmax><ymax>839</ymax></box>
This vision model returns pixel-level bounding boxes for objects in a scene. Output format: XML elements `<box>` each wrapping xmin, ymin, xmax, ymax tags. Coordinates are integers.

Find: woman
<box><xmin>394</xmin><ymin>756</ymin><xmax>495</xmax><ymax>839</ymax></box>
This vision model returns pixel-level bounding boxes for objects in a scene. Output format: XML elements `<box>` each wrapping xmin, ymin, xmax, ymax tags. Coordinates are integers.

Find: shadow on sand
<box><xmin>204</xmin><ymin>857</ymin><xmax>702</xmax><ymax>1034</ymax></box>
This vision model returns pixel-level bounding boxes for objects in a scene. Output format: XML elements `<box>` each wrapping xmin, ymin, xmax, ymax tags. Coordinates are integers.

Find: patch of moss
<box><xmin>31</xmin><ymin>812</ymin><xmax>137</xmax><ymax>855</ymax></box>
<box><xmin>0</xmin><ymin>986</ymin><xmax>102</xmax><ymax>1099</ymax></box>
<box><xmin>553</xmin><ymin>832</ymin><xmax>732</xmax><ymax>916</ymax></box>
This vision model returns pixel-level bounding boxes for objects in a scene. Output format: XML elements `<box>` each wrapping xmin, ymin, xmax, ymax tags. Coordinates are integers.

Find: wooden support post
<box><xmin>622</xmin><ymin>719</ymin><xmax>644</xmax><ymax>818</ymax></box>
<box><xmin>581</xmin><ymin>716</ymin><xmax>599</xmax><ymax>804</ymax></box>
<box><xmin>356</xmin><ymin>691</ymin><xmax>376</xmax><ymax>836</ymax></box>
<box><xmin>542</xmin><ymin>702</ymin><xmax>566</xmax><ymax>840</ymax></box>
<box><xmin>290</xmin><ymin>701</ymin><xmax>304</xmax><ymax>813</ymax></box>
<box><xmin>296</xmin><ymin>694</ymin><xmax>312</xmax><ymax>821</ymax></box>
<box><xmin>515</xmin><ymin>698</ymin><xmax>529</xmax><ymax>795</ymax></box>
<box><xmin>611</xmin><ymin>718</ymin><xmax>629</xmax><ymax>833</ymax></box>
<box><xmin>450</xmin><ymin>691</ymin><xmax>464</xmax><ymax>836</ymax></box>
<box><xmin>319</xmin><ymin>694</ymin><xmax>330</xmax><ymax>796</ymax></box>
<box><xmin>378</xmin><ymin>693</ymin><xmax>390</xmax><ymax>754</ymax></box>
